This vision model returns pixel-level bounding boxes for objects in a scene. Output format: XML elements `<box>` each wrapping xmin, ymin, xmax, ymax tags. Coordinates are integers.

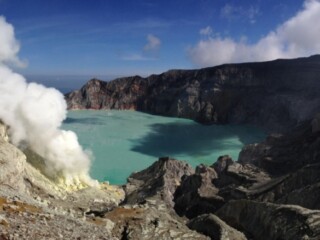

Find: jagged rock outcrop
<box><xmin>275</xmin><ymin>168</ymin><xmax>320</xmax><ymax>209</ymax></box>
<box><xmin>66</xmin><ymin>55</ymin><xmax>320</xmax><ymax>132</ymax></box>
<box><xmin>59</xmin><ymin>156</ymin><xmax>208</xmax><ymax>239</ymax></box>
<box><xmin>238</xmin><ymin>115</ymin><xmax>320</xmax><ymax>175</ymax></box>
<box><xmin>173</xmin><ymin>155</ymin><xmax>272</xmax><ymax>218</ymax></box>
<box><xmin>216</xmin><ymin>200</ymin><xmax>320</xmax><ymax>240</ymax></box>
<box><xmin>124</xmin><ymin>157</ymin><xmax>194</xmax><ymax>207</ymax></box>
<box><xmin>174</xmin><ymin>164</ymin><xmax>223</xmax><ymax>218</ymax></box>
<box><xmin>187</xmin><ymin>214</ymin><xmax>247</xmax><ymax>240</ymax></box>
<box><xmin>170</xmin><ymin>114</ymin><xmax>320</xmax><ymax>239</ymax></box>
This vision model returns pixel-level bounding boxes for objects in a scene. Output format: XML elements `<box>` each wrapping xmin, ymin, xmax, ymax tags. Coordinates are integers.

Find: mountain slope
<box><xmin>66</xmin><ymin>55</ymin><xmax>320</xmax><ymax>132</ymax></box>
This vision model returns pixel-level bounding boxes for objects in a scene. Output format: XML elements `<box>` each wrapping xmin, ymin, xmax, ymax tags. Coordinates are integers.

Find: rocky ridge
<box><xmin>66</xmin><ymin>55</ymin><xmax>320</xmax><ymax>132</ymax></box>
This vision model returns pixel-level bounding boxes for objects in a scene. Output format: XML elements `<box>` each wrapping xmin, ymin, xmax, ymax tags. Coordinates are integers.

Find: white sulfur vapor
<box><xmin>0</xmin><ymin>16</ymin><xmax>96</xmax><ymax>187</ymax></box>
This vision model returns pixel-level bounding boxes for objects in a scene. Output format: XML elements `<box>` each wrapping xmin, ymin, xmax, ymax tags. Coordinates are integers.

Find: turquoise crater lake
<box><xmin>62</xmin><ymin>110</ymin><xmax>265</xmax><ymax>185</ymax></box>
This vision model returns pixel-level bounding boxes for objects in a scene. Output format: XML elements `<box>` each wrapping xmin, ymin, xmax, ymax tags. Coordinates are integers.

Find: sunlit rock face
<box><xmin>66</xmin><ymin>55</ymin><xmax>320</xmax><ymax>132</ymax></box>
<box><xmin>66</xmin><ymin>77</ymin><xmax>147</xmax><ymax>110</ymax></box>
<box><xmin>0</xmin><ymin>123</ymin><xmax>26</xmax><ymax>193</ymax></box>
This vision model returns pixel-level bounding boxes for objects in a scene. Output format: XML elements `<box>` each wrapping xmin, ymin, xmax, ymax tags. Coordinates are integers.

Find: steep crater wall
<box><xmin>66</xmin><ymin>55</ymin><xmax>320</xmax><ymax>132</ymax></box>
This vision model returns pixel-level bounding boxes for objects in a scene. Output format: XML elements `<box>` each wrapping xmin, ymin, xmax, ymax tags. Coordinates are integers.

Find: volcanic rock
<box><xmin>238</xmin><ymin>116</ymin><xmax>320</xmax><ymax>175</ymax></box>
<box><xmin>187</xmin><ymin>214</ymin><xmax>247</xmax><ymax>240</ymax></box>
<box><xmin>174</xmin><ymin>164</ymin><xmax>223</xmax><ymax>218</ymax></box>
<box><xmin>216</xmin><ymin>200</ymin><xmax>320</xmax><ymax>240</ymax></box>
<box><xmin>66</xmin><ymin>55</ymin><xmax>320</xmax><ymax>132</ymax></box>
<box><xmin>106</xmin><ymin>203</ymin><xmax>209</xmax><ymax>240</ymax></box>
<box><xmin>124</xmin><ymin>157</ymin><xmax>194</xmax><ymax>207</ymax></box>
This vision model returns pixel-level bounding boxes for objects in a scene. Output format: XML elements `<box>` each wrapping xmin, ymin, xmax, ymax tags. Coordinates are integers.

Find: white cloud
<box><xmin>144</xmin><ymin>34</ymin><xmax>161</xmax><ymax>51</ymax></box>
<box><xmin>220</xmin><ymin>4</ymin><xmax>236</xmax><ymax>19</ymax></box>
<box><xmin>189</xmin><ymin>0</ymin><xmax>320</xmax><ymax>67</ymax></box>
<box><xmin>121</xmin><ymin>53</ymin><xmax>156</xmax><ymax>61</ymax></box>
<box><xmin>221</xmin><ymin>4</ymin><xmax>260</xmax><ymax>24</ymax></box>
<box><xmin>200</xmin><ymin>26</ymin><xmax>213</xmax><ymax>36</ymax></box>
<box><xmin>120</xmin><ymin>34</ymin><xmax>161</xmax><ymax>61</ymax></box>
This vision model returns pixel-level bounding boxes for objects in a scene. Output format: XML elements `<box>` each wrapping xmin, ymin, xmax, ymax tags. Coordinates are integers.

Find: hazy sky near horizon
<box><xmin>1</xmin><ymin>0</ymin><xmax>320</xmax><ymax>78</ymax></box>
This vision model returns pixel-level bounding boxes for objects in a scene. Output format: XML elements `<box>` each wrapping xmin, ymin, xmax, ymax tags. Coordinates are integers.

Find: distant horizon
<box><xmin>24</xmin><ymin>74</ymin><xmax>117</xmax><ymax>93</ymax></box>
<box><xmin>24</xmin><ymin>52</ymin><xmax>320</xmax><ymax>78</ymax></box>
<box><xmin>23</xmin><ymin>53</ymin><xmax>320</xmax><ymax>93</ymax></box>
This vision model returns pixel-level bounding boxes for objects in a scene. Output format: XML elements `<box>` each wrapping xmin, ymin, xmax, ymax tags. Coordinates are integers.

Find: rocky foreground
<box><xmin>66</xmin><ymin>55</ymin><xmax>320</xmax><ymax>132</ymax></box>
<box><xmin>0</xmin><ymin>121</ymin><xmax>208</xmax><ymax>239</ymax></box>
<box><xmin>1</xmin><ymin>114</ymin><xmax>320</xmax><ymax>239</ymax></box>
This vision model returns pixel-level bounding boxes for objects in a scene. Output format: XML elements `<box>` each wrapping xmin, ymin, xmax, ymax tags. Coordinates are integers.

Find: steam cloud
<box><xmin>0</xmin><ymin>16</ymin><xmax>96</xmax><ymax>187</ymax></box>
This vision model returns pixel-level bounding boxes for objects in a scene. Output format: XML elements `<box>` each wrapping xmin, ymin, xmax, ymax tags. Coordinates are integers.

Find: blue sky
<box><xmin>1</xmin><ymin>0</ymin><xmax>318</xmax><ymax>80</ymax></box>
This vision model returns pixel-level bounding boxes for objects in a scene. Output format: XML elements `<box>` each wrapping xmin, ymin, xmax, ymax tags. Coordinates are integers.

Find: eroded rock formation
<box><xmin>66</xmin><ymin>55</ymin><xmax>320</xmax><ymax>132</ymax></box>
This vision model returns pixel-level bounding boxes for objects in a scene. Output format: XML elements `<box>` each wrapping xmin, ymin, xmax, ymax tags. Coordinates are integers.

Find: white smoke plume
<box><xmin>0</xmin><ymin>16</ymin><xmax>96</xmax><ymax>187</ymax></box>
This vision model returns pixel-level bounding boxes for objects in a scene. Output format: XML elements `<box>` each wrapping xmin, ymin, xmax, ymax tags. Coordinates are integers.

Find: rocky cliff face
<box><xmin>66</xmin><ymin>55</ymin><xmax>320</xmax><ymax>132</ymax></box>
